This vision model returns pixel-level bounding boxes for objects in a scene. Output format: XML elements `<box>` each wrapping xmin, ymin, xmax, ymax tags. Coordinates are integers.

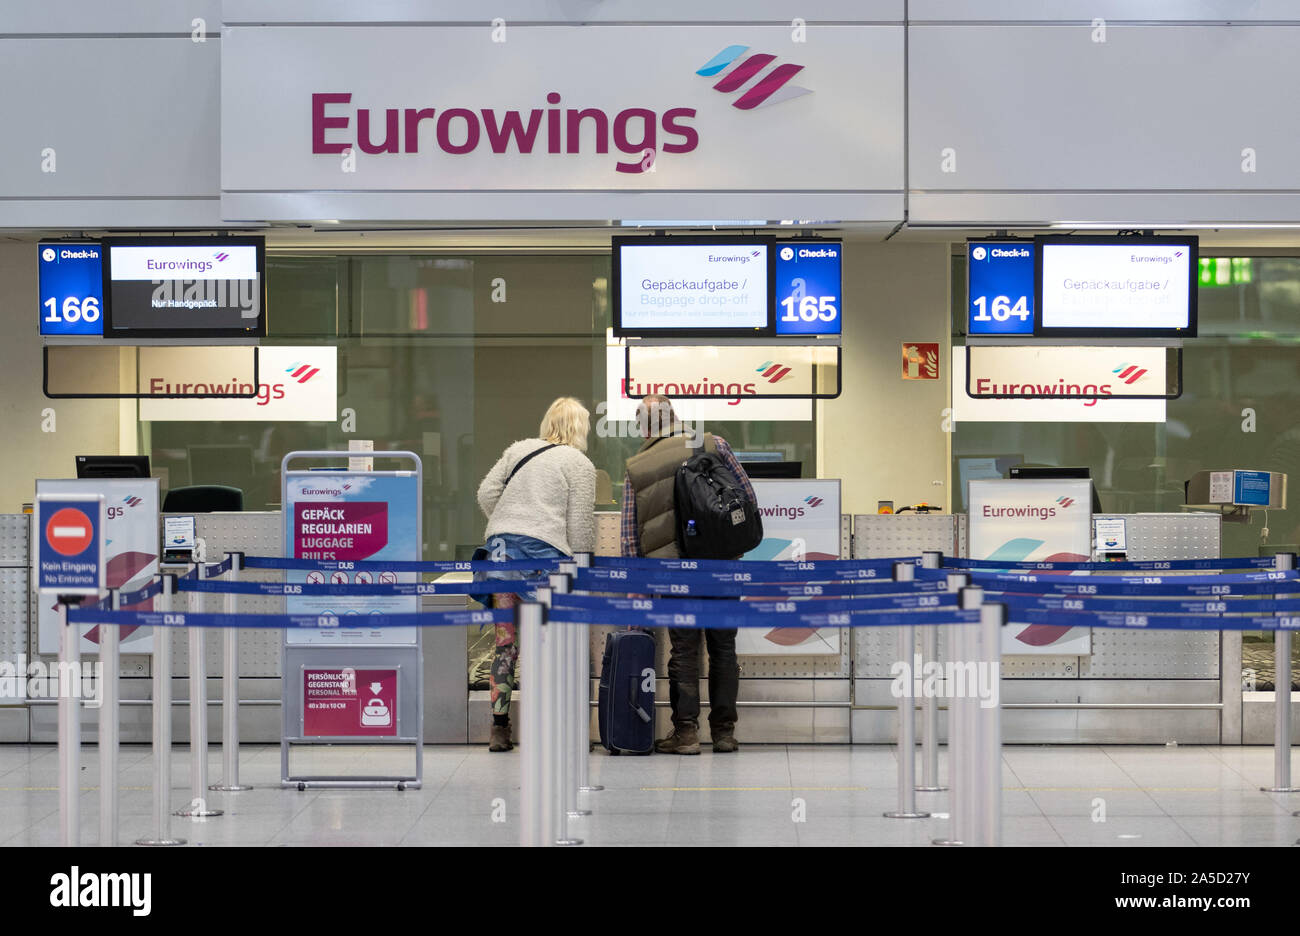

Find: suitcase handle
<box><xmin>627</xmin><ymin>677</ymin><xmax>652</xmax><ymax>723</ymax></box>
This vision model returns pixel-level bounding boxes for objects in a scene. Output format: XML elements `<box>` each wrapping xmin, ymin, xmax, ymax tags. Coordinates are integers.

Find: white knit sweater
<box><xmin>477</xmin><ymin>439</ymin><xmax>597</xmax><ymax>555</ymax></box>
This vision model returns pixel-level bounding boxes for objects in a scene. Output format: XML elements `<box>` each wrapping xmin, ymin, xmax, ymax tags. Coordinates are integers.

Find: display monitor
<box><xmin>956</xmin><ymin>454</ymin><xmax>1023</xmax><ymax>511</ymax></box>
<box><xmin>1034</xmin><ymin>235</ymin><xmax>1197</xmax><ymax>338</ymax></box>
<box><xmin>1009</xmin><ymin>464</ymin><xmax>1103</xmax><ymax>512</ymax></box>
<box><xmin>739</xmin><ymin>460</ymin><xmax>802</xmax><ymax>479</ymax></box>
<box><xmin>102</xmin><ymin>236</ymin><xmax>266</xmax><ymax>339</ymax></box>
<box><xmin>39</xmin><ymin>242</ymin><xmax>104</xmax><ymax>338</ymax></box>
<box><xmin>966</xmin><ymin>240</ymin><xmax>1034</xmax><ymax>336</ymax></box>
<box><xmin>774</xmin><ymin>241</ymin><xmax>842</xmax><ymax>336</ymax></box>
<box><xmin>75</xmin><ymin>455</ymin><xmax>151</xmax><ymax>479</ymax></box>
<box><xmin>612</xmin><ymin>236</ymin><xmax>774</xmax><ymax>338</ymax></box>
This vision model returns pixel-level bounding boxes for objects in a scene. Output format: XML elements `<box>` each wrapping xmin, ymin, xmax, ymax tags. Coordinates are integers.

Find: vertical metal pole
<box><xmin>1267</xmin><ymin>552</ymin><xmax>1299</xmax><ymax>792</ymax></box>
<box><xmin>977</xmin><ymin>601</ymin><xmax>1005</xmax><ymax>847</ymax></box>
<box><xmin>917</xmin><ymin>551</ymin><xmax>945</xmax><ymax>792</ymax></box>
<box><xmin>537</xmin><ymin>586</ymin><xmax>564</xmax><ymax>845</ymax></box>
<box><xmin>58</xmin><ymin>599</ymin><xmax>81</xmax><ymax>847</ymax></box>
<box><xmin>574</xmin><ymin>552</ymin><xmax>601</xmax><ymax>794</ymax></box>
<box><xmin>212</xmin><ymin>553</ymin><xmax>251</xmax><ymax>792</ymax></box>
<box><xmin>884</xmin><ymin>561</ymin><xmax>928</xmax><ymax>819</ymax></box>
<box><xmin>518</xmin><ymin>601</ymin><xmax>547</xmax><ymax>847</ymax></box>
<box><xmin>544</xmin><ymin>575</ymin><xmax>582</xmax><ymax>845</ymax></box>
<box><xmin>98</xmin><ymin>588</ymin><xmax>121</xmax><ymax>846</ymax></box>
<box><xmin>556</xmin><ymin>563</ymin><xmax>591</xmax><ymax>818</ymax></box>
<box><xmin>138</xmin><ymin>575</ymin><xmax>184</xmax><ymax>845</ymax></box>
<box><xmin>933</xmin><ymin>572</ymin><xmax>971</xmax><ymax>846</ymax></box>
<box><xmin>176</xmin><ymin>563</ymin><xmax>221</xmax><ymax>818</ymax></box>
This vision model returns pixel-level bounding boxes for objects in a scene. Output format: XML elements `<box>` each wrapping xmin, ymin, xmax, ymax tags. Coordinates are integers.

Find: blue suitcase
<box><xmin>598</xmin><ymin>629</ymin><xmax>656</xmax><ymax>755</ymax></box>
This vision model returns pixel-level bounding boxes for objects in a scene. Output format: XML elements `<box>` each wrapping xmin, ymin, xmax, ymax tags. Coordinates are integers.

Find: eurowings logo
<box><xmin>1056</xmin><ymin>496</ymin><xmax>1075</xmax><ymax>508</ymax></box>
<box><xmin>122</xmin><ymin>496</ymin><xmax>142</xmax><ymax>508</ymax></box>
<box><xmin>286</xmin><ymin>362</ymin><xmax>321</xmax><ymax>383</ymax></box>
<box><xmin>804</xmin><ymin>495</ymin><xmax>823</xmax><ymax>508</ymax></box>
<box><xmin>213</xmin><ymin>251</ymin><xmax>229</xmax><ymax>262</ymax></box>
<box><xmin>756</xmin><ymin>361</ymin><xmax>792</xmax><ymax>383</ymax></box>
<box><xmin>1113</xmin><ymin>363</ymin><xmax>1148</xmax><ymax>385</ymax></box>
<box><xmin>696</xmin><ymin>45</ymin><xmax>812</xmax><ymax>109</ymax></box>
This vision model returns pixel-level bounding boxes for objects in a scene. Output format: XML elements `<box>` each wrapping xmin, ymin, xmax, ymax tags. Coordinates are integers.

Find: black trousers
<box><xmin>666</xmin><ymin>628</ymin><xmax>739</xmax><ymax>730</ymax></box>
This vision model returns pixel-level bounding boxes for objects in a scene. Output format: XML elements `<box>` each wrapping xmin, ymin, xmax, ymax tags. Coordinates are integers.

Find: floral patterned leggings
<box><xmin>490</xmin><ymin>592</ymin><xmax>519</xmax><ymax>716</ymax></box>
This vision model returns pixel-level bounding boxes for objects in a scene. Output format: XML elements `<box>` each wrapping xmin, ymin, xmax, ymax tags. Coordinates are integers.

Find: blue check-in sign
<box><xmin>36</xmin><ymin>495</ymin><xmax>105</xmax><ymax>595</ymax></box>
<box><xmin>38</xmin><ymin>242</ymin><xmax>104</xmax><ymax>337</ymax></box>
<box><xmin>775</xmin><ymin>242</ymin><xmax>842</xmax><ymax>336</ymax></box>
<box><xmin>967</xmin><ymin>241</ymin><xmax>1035</xmax><ymax>336</ymax></box>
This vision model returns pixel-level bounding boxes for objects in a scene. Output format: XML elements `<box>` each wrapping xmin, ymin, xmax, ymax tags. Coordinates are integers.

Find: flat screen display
<box><xmin>1035</xmin><ymin>235</ymin><xmax>1197</xmax><ymax>338</ymax></box>
<box><xmin>612</xmin><ymin>236</ymin><xmax>774</xmax><ymax>337</ymax></box>
<box><xmin>39</xmin><ymin>242</ymin><xmax>104</xmax><ymax>337</ymax></box>
<box><xmin>774</xmin><ymin>241</ymin><xmax>841</xmax><ymax>336</ymax></box>
<box><xmin>967</xmin><ymin>240</ymin><xmax>1034</xmax><ymax>336</ymax></box>
<box><xmin>103</xmin><ymin>236</ymin><xmax>266</xmax><ymax>338</ymax></box>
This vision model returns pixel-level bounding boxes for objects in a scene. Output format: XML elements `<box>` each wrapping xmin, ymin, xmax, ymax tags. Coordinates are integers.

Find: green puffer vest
<box><xmin>624</xmin><ymin>430</ymin><xmax>718</xmax><ymax>558</ymax></box>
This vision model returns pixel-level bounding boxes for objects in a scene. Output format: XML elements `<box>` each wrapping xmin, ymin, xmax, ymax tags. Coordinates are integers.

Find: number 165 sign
<box><xmin>775</xmin><ymin>242</ymin><xmax>842</xmax><ymax>336</ymax></box>
<box><xmin>38</xmin><ymin>242</ymin><xmax>103</xmax><ymax>337</ymax></box>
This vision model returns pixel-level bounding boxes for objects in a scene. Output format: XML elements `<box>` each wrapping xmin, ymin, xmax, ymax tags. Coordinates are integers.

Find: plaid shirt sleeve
<box><xmin>714</xmin><ymin>435</ymin><xmax>757</xmax><ymax>506</ymax></box>
<box><xmin>620</xmin><ymin>474</ymin><xmax>641</xmax><ymax>557</ymax></box>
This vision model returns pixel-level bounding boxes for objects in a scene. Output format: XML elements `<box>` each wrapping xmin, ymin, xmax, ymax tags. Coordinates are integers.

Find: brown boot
<box><xmin>488</xmin><ymin>722</ymin><xmax>514</xmax><ymax>752</ymax></box>
<box><xmin>654</xmin><ymin>723</ymin><xmax>700</xmax><ymax>755</ymax></box>
<box><xmin>712</xmin><ymin>725</ymin><xmax>739</xmax><ymax>753</ymax></box>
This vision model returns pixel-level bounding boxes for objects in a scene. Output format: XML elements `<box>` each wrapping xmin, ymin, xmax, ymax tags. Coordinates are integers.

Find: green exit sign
<box><xmin>1199</xmin><ymin>257</ymin><xmax>1253</xmax><ymax>287</ymax></box>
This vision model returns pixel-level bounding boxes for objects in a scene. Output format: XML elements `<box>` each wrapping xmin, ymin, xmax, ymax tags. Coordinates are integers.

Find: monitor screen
<box><xmin>957</xmin><ymin>454</ymin><xmax>1023</xmax><ymax>511</ymax></box>
<box><xmin>774</xmin><ymin>241</ymin><xmax>841</xmax><ymax>336</ymax></box>
<box><xmin>39</xmin><ymin>242</ymin><xmax>104</xmax><ymax>338</ymax></box>
<box><xmin>966</xmin><ymin>240</ymin><xmax>1034</xmax><ymax>336</ymax></box>
<box><xmin>102</xmin><ymin>236</ymin><xmax>266</xmax><ymax>338</ymax></box>
<box><xmin>739</xmin><ymin>460</ymin><xmax>802</xmax><ymax>479</ymax></box>
<box><xmin>1034</xmin><ymin>235</ymin><xmax>1197</xmax><ymax>337</ymax></box>
<box><xmin>612</xmin><ymin>236</ymin><xmax>774</xmax><ymax>337</ymax></box>
<box><xmin>75</xmin><ymin>455</ymin><xmax>151</xmax><ymax>479</ymax></box>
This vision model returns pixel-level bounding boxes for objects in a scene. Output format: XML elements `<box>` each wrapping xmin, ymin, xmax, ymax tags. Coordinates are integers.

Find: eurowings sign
<box><xmin>965</xmin><ymin>346</ymin><xmax>1169</xmax><ymax>401</ymax></box>
<box><xmin>967</xmin><ymin>478</ymin><xmax>1093</xmax><ymax>656</ymax></box>
<box><xmin>138</xmin><ymin>346</ymin><xmax>337</xmax><ymax>422</ymax></box>
<box><xmin>221</xmin><ymin>25</ymin><xmax>897</xmax><ymax>216</ymax></box>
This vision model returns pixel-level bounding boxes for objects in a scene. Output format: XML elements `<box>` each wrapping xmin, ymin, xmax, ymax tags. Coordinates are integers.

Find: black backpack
<box><xmin>673</xmin><ymin>451</ymin><xmax>763</xmax><ymax>559</ymax></box>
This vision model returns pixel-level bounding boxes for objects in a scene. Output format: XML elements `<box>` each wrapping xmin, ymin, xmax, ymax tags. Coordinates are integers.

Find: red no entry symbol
<box><xmin>46</xmin><ymin>508</ymin><xmax>92</xmax><ymax>556</ymax></box>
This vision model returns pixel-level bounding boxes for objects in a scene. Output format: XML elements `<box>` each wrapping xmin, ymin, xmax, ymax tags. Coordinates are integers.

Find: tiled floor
<box><xmin>2</xmin><ymin>743</ymin><xmax>1299</xmax><ymax>846</ymax></box>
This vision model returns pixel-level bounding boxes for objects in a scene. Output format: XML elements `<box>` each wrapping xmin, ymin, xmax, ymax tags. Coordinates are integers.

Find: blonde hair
<box><xmin>540</xmin><ymin>397</ymin><xmax>591</xmax><ymax>452</ymax></box>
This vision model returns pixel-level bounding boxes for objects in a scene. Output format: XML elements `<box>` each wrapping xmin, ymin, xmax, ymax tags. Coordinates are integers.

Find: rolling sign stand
<box><xmin>280</xmin><ymin>451</ymin><xmax>424</xmax><ymax>790</ymax></box>
<box><xmin>36</xmin><ymin>494</ymin><xmax>106</xmax><ymax>847</ymax></box>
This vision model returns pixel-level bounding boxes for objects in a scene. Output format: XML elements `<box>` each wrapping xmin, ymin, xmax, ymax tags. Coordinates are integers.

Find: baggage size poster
<box><xmin>283</xmin><ymin>472</ymin><xmax>419</xmax><ymax>646</ymax></box>
<box><xmin>739</xmin><ymin>479</ymin><xmax>842</xmax><ymax>655</ymax></box>
<box><xmin>967</xmin><ymin>478</ymin><xmax>1093</xmax><ymax>655</ymax></box>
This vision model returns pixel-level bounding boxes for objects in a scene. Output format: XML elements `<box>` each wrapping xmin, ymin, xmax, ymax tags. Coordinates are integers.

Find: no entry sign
<box><xmin>36</xmin><ymin>495</ymin><xmax>105</xmax><ymax>595</ymax></box>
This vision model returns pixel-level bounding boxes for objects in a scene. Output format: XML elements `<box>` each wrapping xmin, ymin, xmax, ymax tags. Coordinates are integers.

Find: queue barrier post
<box><xmin>976</xmin><ymin>599</ymin><xmax>1006</xmax><ymax>847</ymax></box>
<box><xmin>544</xmin><ymin>574</ymin><xmax>583</xmax><ymax>845</ymax></box>
<box><xmin>518</xmin><ymin>600</ymin><xmax>549</xmax><ymax>846</ymax></box>
<box><xmin>1268</xmin><ymin>552</ymin><xmax>1300</xmax><ymax>793</ymax></box>
<box><xmin>884</xmin><ymin>560</ymin><xmax>929</xmax><ymax>820</ymax></box>
<box><xmin>137</xmin><ymin>574</ymin><xmax>185</xmax><ymax>846</ymax></box>
<box><xmin>933</xmin><ymin>572</ymin><xmax>972</xmax><ymax>847</ymax></box>
<box><xmin>573</xmin><ymin>553</ymin><xmax>602</xmax><ymax>795</ymax></box>
<box><xmin>211</xmin><ymin>553</ymin><xmax>251</xmax><ymax>793</ymax></box>
<box><xmin>557</xmin><ymin>562</ymin><xmax>592</xmax><ymax>819</ymax></box>
<box><xmin>57</xmin><ymin>597</ymin><xmax>81</xmax><ymax>847</ymax></box>
<box><xmin>98</xmin><ymin>588</ymin><xmax>121</xmax><ymax>846</ymax></box>
<box><xmin>176</xmin><ymin>561</ymin><xmax>221</xmax><ymax>819</ymax></box>
<box><xmin>917</xmin><ymin>551</ymin><xmax>946</xmax><ymax>793</ymax></box>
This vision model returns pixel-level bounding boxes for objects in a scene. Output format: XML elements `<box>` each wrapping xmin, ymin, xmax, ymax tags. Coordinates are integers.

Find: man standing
<box><xmin>620</xmin><ymin>395</ymin><xmax>756</xmax><ymax>754</ymax></box>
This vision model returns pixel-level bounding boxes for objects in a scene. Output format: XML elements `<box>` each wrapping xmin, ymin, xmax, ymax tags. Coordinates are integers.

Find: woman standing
<box><xmin>476</xmin><ymin>397</ymin><xmax>597</xmax><ymax>752</ymax></box>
